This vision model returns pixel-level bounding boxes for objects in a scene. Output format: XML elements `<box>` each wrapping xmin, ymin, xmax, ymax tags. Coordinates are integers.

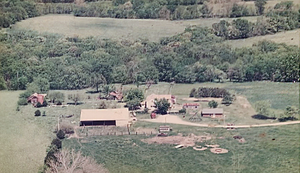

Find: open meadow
<box><xmin>0</xmin><ymin>91</ymin><xmax>50</xmax><ymax>173</ymax></box>
<box><xmin>12</xmin><ymin>14</ymin><xmax>257</xmax><ymax>42</ymax></box>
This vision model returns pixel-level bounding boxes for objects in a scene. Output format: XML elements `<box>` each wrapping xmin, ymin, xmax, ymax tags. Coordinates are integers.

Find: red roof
<box><xmin>27</xmin><ymin>93</ymin><xmax>46</xmax><ymax>104</ymax></box>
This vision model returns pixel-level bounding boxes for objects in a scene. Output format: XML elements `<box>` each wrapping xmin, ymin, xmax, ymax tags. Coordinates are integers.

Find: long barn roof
<box><xmin>201</xmin><ymin>108</ymin><xmax>223</xmax><ymax>114</ymax></box>
<box><xmin>80</xmin><ymin>108</ymin><xmax>129</xmax><ymax>121</ymax></box>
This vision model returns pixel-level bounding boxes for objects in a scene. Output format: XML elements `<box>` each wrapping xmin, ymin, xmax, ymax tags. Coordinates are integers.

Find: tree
<box><xmin>284</xmin><ymin>106</ymin><xmax>299</xmax><ymax>118</ymax></box>
<box><xmin>154</xmin><ymin>98</ymin><xmax>170</xmax><ymax>114</ymax></box>
<box><xmin>90</xmin><ymin>73</ymin><xmax>106</xmax><ymax>92</ymax></box>
<box><xmin>35</xmin><ymin>110</ymin><xmax>41</xmax><ymax>116</ymax></box>
<box><xmin>222</xmin><ymin>95</ymin><xmax>233</xmax><ymax>106</ymax></box>
<box><xmin>255</xmin><ymin>0</ymin><xmax>267</xmax><ymax>15</ymax></box>
<box><xmin>254</xmin><ymin>101</ymin><xmax>271</xmax><ymax>115</ymax></box>
<box><xmin>56</xmin><ymin>130</ymin><xmax>65</xmax><ymax>139</ymax></box>
<box><xmin>68</xmin><ymin>93</ymin><xmax>83</xmax><ymax>105</ymax></box>
<box><xmin>124</xmin><ymin>88</ymin><xmax>144</xmax><ymax>110</ymax></box>
<box><xmin>208</xmin><ymin>100</ymin><xmax>218</xmax><ymax>108</ymax></box>
<box><xmin>27</xmin><ymin>77</ymin><xmax>50</xmax><ymax>93</ymax></box>
<box><xmin>48</xmin><ymin>91</ymin><xmax>65</xmax><ymax>104</ymax></box>
<box><xmin>98</xmin><ymin>101</ymin><xmax>107</xmax><ymax>109</ymax></box>
<box><xmin>46</xmin><ymin>149</ymin><xmax>109</xmax><ymax>173</ymax></box>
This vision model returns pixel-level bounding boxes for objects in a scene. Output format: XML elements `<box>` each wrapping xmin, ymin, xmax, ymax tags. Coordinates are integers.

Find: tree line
<box><xmin>212</xmin><ymin>2</ymin><xmax>300</xmax><ymax>40</ymax></box>
<box><xmin>0</xmin><ymin>25</ymin><xmax>298</xmax><ymax>92</ymax></box>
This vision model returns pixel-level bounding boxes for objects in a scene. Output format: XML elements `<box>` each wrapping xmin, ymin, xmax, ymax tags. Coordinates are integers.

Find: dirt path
<box><xmin>141</xmin><ymin>115</ymin><xmax>300</xmax><ymax>128</ymax></box>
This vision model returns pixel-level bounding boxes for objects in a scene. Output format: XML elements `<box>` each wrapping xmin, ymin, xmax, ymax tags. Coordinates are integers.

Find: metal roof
<box><xmin>80</xmin><ymin>108</ymin><xmax>129</xmax><ymax>121</ymax></box>
<box><xmin>201</xmin><ymin>108</ymin><xmax>223</xmax><ymax>114</ymax></box>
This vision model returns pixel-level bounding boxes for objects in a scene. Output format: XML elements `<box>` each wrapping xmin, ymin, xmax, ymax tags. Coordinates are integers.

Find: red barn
<box><xmin>27</xmin><ymin>93</ymin><xmax>47</xmax><ymax>106</ymax></box>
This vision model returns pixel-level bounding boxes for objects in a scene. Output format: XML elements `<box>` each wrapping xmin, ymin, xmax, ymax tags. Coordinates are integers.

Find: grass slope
<box><xmin>0</xmin><ymin>91</ymin><xmax>50</xmax><ymax>173</ymax></box>
<box><xmin>12</xmin><ymin>14</ymin><xmax>258</xmax><ymax>42</ymax></box>
<box><xmin>64</xmin><ymin>122</ymin><xmax>300</xmax><ymax>173</ymax></box>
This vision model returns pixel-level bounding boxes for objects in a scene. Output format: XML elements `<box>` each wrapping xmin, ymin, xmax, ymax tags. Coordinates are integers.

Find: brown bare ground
<box><xmin>141</xmin><ymin>134</ymin><xmax>212</xmax><ymax>147</ymax></box>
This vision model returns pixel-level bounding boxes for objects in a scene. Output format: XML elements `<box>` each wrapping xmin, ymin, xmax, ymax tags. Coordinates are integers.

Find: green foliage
<box><xmin>125</xmin><ymin>88</ymin><xmax>144</xmax><ymax>102</ymax></box>
<box><xmin>222</xmin><ymin>94</ymin><xmax>233</xmax><ymax>106</ymax></box>
<box><xmin>56</xmin><ymin>130</ymin><xmax>65</xmax><ymax>139</ymax></box>
<box><xmin>284</xmin><ymin>106</ymin><xmax>299</xmax><ymax>118</ymax></box>
<box><xmin>154</xmin><ymin>98</ymin><xmax>170</xmax><ymax>114</ymax></box>
<box><xmin>192</xmin><ymin>87</ymin><xmax>230</xmax><ymax>98</ymax></box>
<box><xmin>208</xmin><ymin>100</ymin><xmax>218</xmax><ymax>108</ymax></box>
<box><xmin>230</xmin><ymin>3</ymin><xmax>250</xmax><ymax>18</ymax></box>
<box><xmin>255</xmin><ymin>0</ymin><xmax>267</xmax><ymax>15</ymax></box>
<box><xmin>17</xmin><ymin>98</ymin><xmax>28</xmax><ymax>106</ymax></box>
<box><xmin>35</xmin><ymin>110</ymin><xmax>41</xmax><ymax>116</ymax></box>
<box><xmin>36</xmin><ymin>102</ymin><xmax>42</xmax><ymax>108</ymax></box>
<box><xmin>48</xmin><ymin>91</ymin><xmax>65</xmax><ymax>104</ymax></box>
<box><xmin>42</xmin><ymin>111</ymin><xmax>46</xmax><ymax>116</ymax></box>
<box><xmin>179</xmin><ymin>108</ymin><xmax>186</xmax><ymax>114</ymax></box>
<box><xmin>68</xmin><ymin>93</ymin><xmax>83</xmax><ymax>105</ymax></box>
<box><xmin>0</xmin><ymin>77</ymin><xmax>7</xmax><ymax>90</ymax></box>
<box><xmin>44</xmin><ymin>144</ymin><xmax>59</xmax><ymax>166</ymax></box>
<box><xmin>98</xmin><ymin>101</ymin><xmax>107</xmax><ymax>109</ymax></box>
<box><xmin>254</xmin><ymin>101</ymin><xmax>271</xmax><ymax>115</ymax></box>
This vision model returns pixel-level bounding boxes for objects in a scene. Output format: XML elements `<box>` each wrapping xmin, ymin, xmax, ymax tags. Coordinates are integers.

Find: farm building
<box><xmin>142</xmin><ymin>94</ymin><xmax>176</xmax><ymax>109</ymax></box>
<box><xmin>201</xmin><ymin>108</ymin><xmax>224</xmax><ymax>118</ymax></box>
<box><xmin>109</xmin><ymin>91</ymin><xmax>123</xmax><ymax>101</ymax></box>
<box><xmin>27</xmin><ymin>93</ymin><xmax>47</xmax><ymax>106</ymax></box>
<box><xmin>80</xmin><ymin>108</ymin><xmax>130</xmax><ymax>126</ymax></box>
<box><xmin>183</xmin><ymin>103</ymin><xmax>199</xmax><ymax>109</ymax></box>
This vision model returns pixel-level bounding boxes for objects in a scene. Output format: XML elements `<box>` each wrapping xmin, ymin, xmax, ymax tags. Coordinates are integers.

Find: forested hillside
<box><xmin>0</xmin><ymin>26</ymin><xmax>298</xmax><ymax>90</ymax></box>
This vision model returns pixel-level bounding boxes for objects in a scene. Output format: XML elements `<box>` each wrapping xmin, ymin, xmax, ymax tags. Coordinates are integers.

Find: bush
<box><xmin>36</xmin><ymin>102</ymin><xmax>42</xmax><ymax>107</ymax></box>
<box><xmin>59</xmin><ymin>122</ymin><xmax>74</xmax><ymax>134</ymax></box>
<box><xmin>98</xmin><ymin>101</ymin><xmax>107</xmax><ymax>109</ymax></box>
<box><xmin>278</xmin><ymin>116</ymin><xmax>298</xmax><ymax>122</ymax></box>
<box><xmin>42</xmin><ymin>111</ymin><xmax>46</xmax><ymax>116</ymax></box>
<box><xmin>56</xmin><ymin>130</ymin><xmax>65</xmax><ymax>139</ymax></box>
<box><xmin>18</xmin><ymin>98</ymin><xmax>28</xmax><ymax>106</ymax></box>
<box><xmin>208</xmin><ymin>100</ymin><xmax>218</xmax><ymax>108</ymax></box>
<box><xmin>57</xmin><ymin>101</ymin><xmax>62</xmax><ymax>105</ymax></box>
<box><xmin>51</xmin><ymin>138</ymin><xmax>62</xmax><ymax>149</ymax></box>
<box><xmin>16</xmin><ymin>106</ymin><xmax>20</xmax><ymax>111</ymax></box>
<box><xmin>252</xmin><ymin>114</ymin><xmax>276</xmax><ymax>120</ymax></box>
<box><xmin>35</xmin><ymin>110</ymin><xmax>41</xmax><ymax>116</ymax></box>
<box><xmin>42</xmin><ymin>100</ymin><xmax>48</xmax><ymax>107</ymax></box>
<box><xmin>179</xmin><ymin>108</ymin><xmax>186</xmax><ymax>114</ymax></box>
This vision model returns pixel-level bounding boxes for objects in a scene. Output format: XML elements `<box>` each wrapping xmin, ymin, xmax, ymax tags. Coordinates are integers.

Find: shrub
<box><xmin>98</xmin><ymin>101</ymin><xmax>107</xmax><ymax>109</ymax></box>
<box><xmin>18</xmin><ymin>98</ymin><xmax>28</xmax><ymax>106</ymax></box>
<box><xmin>179</xmin><ymin>108</ymin><xmax>186</xmax><ymax>114</ymax></box>
<box><xmin>51</xmin><ymin>138</ymin><xmax>62</xmax><ymax>149</ymax></box>
<box><xmin>59</xmin><ymin>122</ymin><xmax>74</xmax><ymax>134</ymax></box>
<box><xmin>57</xmin><ymin>101</ymin><xmax>62</xmax><ymax>105</ymax></box>
<box><xmin>36</xmin><ymin>102</ymin><xmax>42</xmax><ymax>108</ymax></box>
<box><xmin>56</xmin><ymin>130</ymin><xmax>65</xmax><ymax>139</ymax></box>
<box><xmin>278</xmin><ymin>116</ymin><xmax>298</xmax><ymax>122</ymax></box>
<box><xmin>16</xmin><ymin>106</ymin><xmax>20</xmax><ymax>111</ymax></box>
<box><xmin>35</xmin><ymin>110</ymin><xmax>41</xmax><ymax>116</ymax></box>
<box><xmin>208</xmin><ymin>100</ymin><xmax>218</xmax><ymax>108</ymax></box>
<box><xmin>42</xmin><ymin>100</ymin><xmax>48</xmax><ymax>107</ymax></box>
<box><xmin>252</xmin><ymin>114</ymin><xmax>276</xmax><ymax>120</ymax></box>
<box><xmin>42</xmin><ymin>111</ymin><xmax>46</xmax><ymax>116</ymax></box>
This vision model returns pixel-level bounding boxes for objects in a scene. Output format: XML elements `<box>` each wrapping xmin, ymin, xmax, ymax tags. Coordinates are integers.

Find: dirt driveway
<box><xmin>141</xmin><ymin>115</ymin><xmax>300</xmax><ymax>128</ymax></box>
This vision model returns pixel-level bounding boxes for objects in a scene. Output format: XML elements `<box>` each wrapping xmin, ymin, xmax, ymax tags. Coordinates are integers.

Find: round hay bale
<box><xmin>210</xmin><ymin>148</ymin><xmax>228</xmax><ymax>154</ymax></box>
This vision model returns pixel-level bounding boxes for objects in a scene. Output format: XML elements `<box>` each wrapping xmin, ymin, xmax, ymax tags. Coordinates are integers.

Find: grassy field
<box><xmin>64</xmin><ymin>121</ymin><xmax>300</xmax><ymax>173</ymax></box>
<box><xmin>12</xmin><ymin>14</ymin><xmax>259</xmax><ymax>42</ymax></box>
<box><xmin>0</xmin><ymin>91</ymin><xmax>50</xmax><ymax>173</ymax></box>
<box><xmin>225</xmin><ymin>29</ymin><xmax>300</xmax><ymax>48</ymax></box>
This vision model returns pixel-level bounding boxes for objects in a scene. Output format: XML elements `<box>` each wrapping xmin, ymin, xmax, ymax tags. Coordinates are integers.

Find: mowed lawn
<box><xmin>0</xmin><ymin>91</ymin><xmax>50</xmax><ymax>173</ymax></box>
<box><xmin>12</xmin><ymin>14</ymin><xmax>259</xmax><ymax>42</ymax></box>
<box><xmin>64</xmin><ymin>122</ymin><xmax>300</xmax><ymax>173</ymax></box>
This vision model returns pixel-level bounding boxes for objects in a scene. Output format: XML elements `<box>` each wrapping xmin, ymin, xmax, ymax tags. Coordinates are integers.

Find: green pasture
<box><xmin>12</xmin><ymin>14</ymin><xmax>259</xmax><ymax>42</ymax></box>
<box><xmin>0</xmin><ymin>91</ymin><xmax>50</xmax><ymax>173</ymax></box>
<box><xmin>64</xmin><ymin>122</ymin><xmax>300</xmax><ymax>173</ymax></box>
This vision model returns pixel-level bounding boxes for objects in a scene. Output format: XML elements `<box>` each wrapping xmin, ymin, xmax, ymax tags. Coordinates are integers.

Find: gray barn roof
<box><xmin>201</xmin><ymin>108</ymin><xmax>223</xmax><ymax>114</ymax></box>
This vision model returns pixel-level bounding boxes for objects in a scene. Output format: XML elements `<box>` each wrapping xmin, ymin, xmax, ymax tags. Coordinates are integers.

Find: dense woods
<box><xmin>0</xmin><ymin>24</ymin><xmax>298</xmax><ymax>91</ymax></box>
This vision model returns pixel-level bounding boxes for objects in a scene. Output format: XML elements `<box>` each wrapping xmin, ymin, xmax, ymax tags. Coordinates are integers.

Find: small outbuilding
<box><xmin>183</xmin><ymin>103</ymin><xmax>199</xmax><ymax>109</ymax></box>
<box><xmin>80</xmin><ymin>108</ymin><xmax>130</xmax><ymax>126</ymax></box>
<box><xmin>201</xmin><ymin>108</ymin><xmax>224</xmax><ymax>118</ymax></box>
<box><xmin>27</xmin><ymin>93</ymin><xmax>47</xmax><ymax>106</ymax></box>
